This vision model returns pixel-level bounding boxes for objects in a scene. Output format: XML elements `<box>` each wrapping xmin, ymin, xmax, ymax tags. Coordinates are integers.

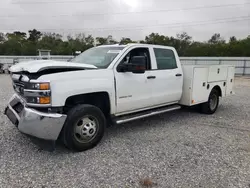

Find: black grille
<box><xmin>12</xmin><ymin>74</ymin><xmax>29</xmax><ymax>96</ymax></box>
<box><xmin>13</xmin><ymin>80</ymin><xmax>25</xmax><ymax>95</ymax></box>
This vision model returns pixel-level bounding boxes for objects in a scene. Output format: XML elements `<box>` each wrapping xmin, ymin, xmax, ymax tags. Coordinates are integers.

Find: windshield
<box><xmin>71</xmin><ymin>46</ymin><xmax>125</xmax><ymax>68</ymax></box>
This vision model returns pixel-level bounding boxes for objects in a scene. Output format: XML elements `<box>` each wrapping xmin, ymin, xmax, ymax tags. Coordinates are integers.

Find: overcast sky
<box><xmin>0</xmin><ymin>0</ymin><xmax>249</xmax><ymax>41</ymax></box>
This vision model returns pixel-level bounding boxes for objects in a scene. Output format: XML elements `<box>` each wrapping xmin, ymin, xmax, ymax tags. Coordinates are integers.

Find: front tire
<box><xmin>62</xmin><ymin>104</ymin><xmax>106</xmax><ymax>152</ymax></box>
<box><xmin>200</xmin><ymin>89</ymin><xmax>219</xmax><ymax>114</ymax></box>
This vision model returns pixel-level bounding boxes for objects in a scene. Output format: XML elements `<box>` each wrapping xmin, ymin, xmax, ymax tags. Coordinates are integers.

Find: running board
<box><xmin>115</xmin><ymin>105</ymin><xmax>181</xmax><ymax>124</ymax></box>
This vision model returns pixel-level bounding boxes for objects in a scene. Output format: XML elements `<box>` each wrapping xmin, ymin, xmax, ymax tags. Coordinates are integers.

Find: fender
<box><xmin>38</xmin><ymin>69</ymin><xmax>116</xmax><ymax>114</ymax></box>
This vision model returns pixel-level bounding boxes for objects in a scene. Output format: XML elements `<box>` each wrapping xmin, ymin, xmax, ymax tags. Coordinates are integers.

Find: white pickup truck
<box><xmin>4</xmin><ymin>44</ymin><xmax>235</xmax><ymax>151</ymax></box>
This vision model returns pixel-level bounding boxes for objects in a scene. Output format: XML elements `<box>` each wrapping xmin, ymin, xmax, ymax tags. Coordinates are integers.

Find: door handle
<box><xmin>175</xmin><ymin>73</ymin><xmax>182</xmax><ymax>77</ymax></box>
<box><xmin>147</xmin><ymin>76</ymin><xmax>156</xmax><ymax>79</ymax></box>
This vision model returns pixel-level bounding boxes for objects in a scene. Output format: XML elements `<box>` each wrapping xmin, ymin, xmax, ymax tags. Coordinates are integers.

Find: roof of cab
<box><xmin>96</xmin><ymin>44</ymin><xmax>127</xmax><ymax>48</ymax></box>
<box><xmin>95</xmin><ymin>43</ymin><xmax>175</xmax><ymax>50</ymax></box>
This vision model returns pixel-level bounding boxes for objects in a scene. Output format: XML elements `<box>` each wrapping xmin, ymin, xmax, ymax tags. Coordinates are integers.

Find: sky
<box><xmin>0</xmin><ymin>0</ymin><xmax>249</xmax><ymax>42</ymax></box>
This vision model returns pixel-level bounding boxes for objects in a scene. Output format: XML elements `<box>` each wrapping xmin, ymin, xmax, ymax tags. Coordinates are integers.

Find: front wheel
<box><xmin>62</xmin><ymin>104</ymin><xmax>106</xmax><ymax>152</ymax></box>
<box><xmin>200</xmin><ymin>89</ymin><xmax>219</xmax><ymax>114</ymax></box>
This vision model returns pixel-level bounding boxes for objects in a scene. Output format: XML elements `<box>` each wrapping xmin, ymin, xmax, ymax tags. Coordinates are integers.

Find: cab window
<box><xmin>154</xmin><ymin>48</ymin><xmax>177</xmax><ymax>70</ymax></box>
<box><xmin>120</xmin><ymin>47</ymin><xmax>151</xmax><ymax>70</ymax></box>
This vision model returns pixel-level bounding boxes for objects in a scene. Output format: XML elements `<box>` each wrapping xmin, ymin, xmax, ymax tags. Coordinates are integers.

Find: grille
<box><xmin>12</xmin><ymin>74</ymin><xmax>29</xmax><ymax>97</ymax></box>
<box><xmin>13</xmin><ymin>80</ymin><xmax>25</xmax><ymax>95</ymax></box>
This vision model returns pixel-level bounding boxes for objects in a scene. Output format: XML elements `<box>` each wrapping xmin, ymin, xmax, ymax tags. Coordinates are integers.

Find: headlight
<box><xmin>25</xmin><ymin>82</ymin><xmax>50</xmax><ymax>90</ymax></box>
<box><xmin>24</xmin><ymin>81</ymin><xmax>51</xmax><ymax>105</ymax></box>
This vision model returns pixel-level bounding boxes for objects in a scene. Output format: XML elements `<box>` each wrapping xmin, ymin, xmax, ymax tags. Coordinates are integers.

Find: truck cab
<box><xmin>111</xmin><ymin>44</ymin><xmax>183</xmax><ymax>114</ymax></box>
<box><xmin>4</xmin><ymin>44</ymin><xmax>235</xmax><ymax>152</ymax></box>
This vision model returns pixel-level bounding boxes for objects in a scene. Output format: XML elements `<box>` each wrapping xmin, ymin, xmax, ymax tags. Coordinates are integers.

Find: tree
<box><xmin>119</xmin><ymin>37</ymin><xmax>135</xmax><ymax>44</ymax></box>
<box><xmin>176</xmin><ymin>32</ymin><xmax>192</xmax><ymax>56</ymax></box>
<box><xmin>139</xmin><ymin>40</ymin><xmax>146</xmax><ymax>44</ymax></box>
<box><xmin>0</xmin><ymin>29</ymin><xmax>249</xmax><ymax>56</ymax></box>
<box><xmin>85</xmin><ymin>35</ymin><xmax>94</xmax><ymax>46</ymax></box>
<box><xmin>4</xmin><ymin>31</ymin><xmax>27</xmax><ymax>55</ymax></box>
<box><xmin>95</xmin><ymin>35</ymin><xmax>117</xmax><ymax>45</ymax></box>
<box><xmin>28</xmin><ymin>29</ymin><xmax>42</xmax><ymax>42</ymax></box>
<box><xmin>37</xmin><ymin>32</ymin><xmax>63</xmax><ymax>54</ymax></box>
<box><xmin>176</xmin><ymin>32</ymin><xmax>192</xmax><ymax>41</ymax></box>
<box><xmin>7</xmin><ymin>31</ymin><xmax>27</xmax><ymax>41</ymax></box>
<box><xmin>96</xmin><ymin>37</ymin><xmax>108</xmax><ymax>45</ymax></box>
<box><xmin>208</xmin><ymin>33</ymin><xmax>225</xmax><ymax>44</ymax></box>
<box><xmin>145</xmin><ymin>33</ymin><xmax>168</xmax><ymax>45</ymax></box>
<box><xmin>229</xmin><ymin>36</ymin><xmax>237</xmax><ymax>43</ymax></box>
<box><xmin>0</xmin><ymin>32</ymin><xmax>6</xmax><ymax>43</ymax></box>
<box><xmin>107</xmin><ymin>35</ymin><xmax>117</xmax><ymax>44</ymax></box>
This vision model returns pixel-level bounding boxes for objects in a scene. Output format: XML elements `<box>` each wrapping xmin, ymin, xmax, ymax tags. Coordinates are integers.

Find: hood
<box><xmin>9</xmin><ymin>60</ymin><xmax>97</xmax><ymax>73</ymax></box>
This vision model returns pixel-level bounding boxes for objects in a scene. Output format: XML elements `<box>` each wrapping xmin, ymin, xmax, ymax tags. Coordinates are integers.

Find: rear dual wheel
<box><xmin>200</xmin><ymin>89</ymin><xmax>220</xmax><ymax>114</ymax></box>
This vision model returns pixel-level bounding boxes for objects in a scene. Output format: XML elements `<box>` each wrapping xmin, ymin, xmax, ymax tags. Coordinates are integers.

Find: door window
<box><xmin>119</xmin><ymin>47</ymin><xmax>151</xmax><ymax>70</ymax></box>
<box><xmin>154</xmin><ymin>48</ymin><xmax>177</xmax><ymax>70</ymax></box>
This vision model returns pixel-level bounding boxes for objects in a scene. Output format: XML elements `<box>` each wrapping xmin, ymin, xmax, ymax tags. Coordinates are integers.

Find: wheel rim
<box><xmin>209</xmin><ymin>94</ymin><xmax>218</xmax><ymax>110</ymax></box>
<box><xmin>74</xmin><ymin>115</ymin><xmax>99</xmax><ymax>143</ymax></box>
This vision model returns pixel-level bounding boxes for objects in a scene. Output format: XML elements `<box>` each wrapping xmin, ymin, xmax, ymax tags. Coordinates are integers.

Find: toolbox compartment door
<box><xmin>192</xmin><ymin>67</ymin><xmax>209</xmax><ymax>104</ymax></box>
<box><xmin>208</xmin><ymin>65</ymin><xmax>228</xmax><ymax>82</ymax></box>
<box><xmin>226</xmin><ymin>66</ymin><xmax>235</xmax><ymax>96</ymax></box>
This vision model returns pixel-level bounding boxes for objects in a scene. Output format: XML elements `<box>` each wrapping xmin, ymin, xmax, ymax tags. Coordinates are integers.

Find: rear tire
<box><xmin>200</xmin><ymin>89</ymin><xmax>219</xmax><ymax>114</ymax></box>
<box><xmin>62</xmin><ymin>104</ymin><xmax>106</xmax><ymax>152</ymax></box>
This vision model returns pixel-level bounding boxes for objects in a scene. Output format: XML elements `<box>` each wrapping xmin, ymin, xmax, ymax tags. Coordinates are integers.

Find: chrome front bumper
<box><xmin>4</xmin><ymin>94</ymin><xmax>67</xmax><ymax>141</ymax></box>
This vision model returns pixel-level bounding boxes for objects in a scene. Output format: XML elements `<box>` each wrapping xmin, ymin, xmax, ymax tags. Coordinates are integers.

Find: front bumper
<box><xmin>4</xmin><ymin>94</ymin><xmax>67</xmax><ymax>141</ymax></box>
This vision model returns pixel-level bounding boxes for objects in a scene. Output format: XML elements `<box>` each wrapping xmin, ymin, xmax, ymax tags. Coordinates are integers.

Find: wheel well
<box><xmin>64</xmin><ymin>92</ymin><xmax>111</xmax><ymax>117</ymax></box>
<box><xmin>213</xmin><ymin>85</ymin><xmax>222</xmax><ymax>97</ymax></box>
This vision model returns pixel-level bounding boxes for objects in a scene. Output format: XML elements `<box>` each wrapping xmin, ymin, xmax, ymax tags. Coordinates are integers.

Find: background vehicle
<box><xmin>0</xmin><ymin>63</ymin><xmax>3</xmax><ymax>74</ymax></box>
<box><xmin>4</xmin><ymin>44</ymin><xmax>235</xmax><ymax>151</ymax></box>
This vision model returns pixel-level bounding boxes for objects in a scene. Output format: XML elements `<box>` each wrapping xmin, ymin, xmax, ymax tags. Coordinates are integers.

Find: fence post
<box><xmin>243</xmin><ymin>60</ymin><xmax>246</xmax><ymax>76</ymax></box>
<box><xmin>219</xmin><ymin>59</ymin><xmax>222</xmax><ymax>65</ymax></box>
<box><xmin>195</xmin><ymin>59</ymin><xmax>198</xmax><ymax>65</ymax></box>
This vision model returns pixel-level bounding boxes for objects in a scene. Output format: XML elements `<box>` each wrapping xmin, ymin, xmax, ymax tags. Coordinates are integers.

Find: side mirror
<box><xmin>118</xmin><ymin>56</ymin><xmax>146</xmax><ymax>74</ymax></box>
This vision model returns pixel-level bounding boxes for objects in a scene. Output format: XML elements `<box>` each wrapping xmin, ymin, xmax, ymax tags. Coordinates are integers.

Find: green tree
<box><xmin>28</xmin><ymin>29</ymin><xmax>42</xmax><ymax>42</ymax></box>
<box><xmin>119</xmin><ymin>37</ymin><xmax>135</xmax><ymax>44</ymax></box>
<box><xmin>96</xmin><ymin>37</ymin><xmax>108</xmax><ymax>45</ymax></box>
<box><xmin>7</xmin><ymin>31</ymin><xmax>27</xmax><ymax>41</ymax></box>
<box><xmin>176</xmin><ymin>32</ymin><xmax>192</xmax><ymax>56</ymax></box>
<box><xmin>145</xmin><ymin>33</ymin><xmax>169</xmax><ymax>45</ymax></box>
<box><xmin>0</xmin><ymin>32</ymin><xmax>6</xmax><ymax>43</ymax></box>
<box><xmin>0</xmin><ymin>29</ymin><xmax>249</xmax><ymax>56</ymax></box>
<box><xmin>96</xmin><ymin>35</ymin><xmax>117</xmax><ymax>45</ymax></box>
<box><xmin>208</xmin><ymin>33</ymin><xmax>225</xmax><ymax>44</ymax></box>
<box><xmin>229</xmin><ymin>36</ymin><xmax>237</xmax><ymax>43</ymax></box>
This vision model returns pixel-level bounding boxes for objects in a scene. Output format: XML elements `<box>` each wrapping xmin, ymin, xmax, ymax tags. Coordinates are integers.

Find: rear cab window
<box><xmin>153</xmin><ymin>48</ymin><xmax>177</xmax><ymax>70</ymax></box>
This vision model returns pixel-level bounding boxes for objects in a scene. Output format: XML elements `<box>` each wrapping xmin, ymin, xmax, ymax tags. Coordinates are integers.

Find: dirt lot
<box><xmin>0</xmin><ymin>74</ymin><xmax>250</xmax><ymax>188</ymax></box>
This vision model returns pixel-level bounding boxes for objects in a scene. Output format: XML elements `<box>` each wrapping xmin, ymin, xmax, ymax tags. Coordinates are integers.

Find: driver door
<box><xmin>114</xmin><ymin>47</ymin><xmax>154</xmax><ymax>114</ymax></box>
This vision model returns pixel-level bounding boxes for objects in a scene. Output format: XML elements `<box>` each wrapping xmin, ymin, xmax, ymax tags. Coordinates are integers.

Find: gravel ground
<box><xmin>1</xmin><ymin>74</ymin><xmax>250</xmax><ymax>188</ymax></box>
